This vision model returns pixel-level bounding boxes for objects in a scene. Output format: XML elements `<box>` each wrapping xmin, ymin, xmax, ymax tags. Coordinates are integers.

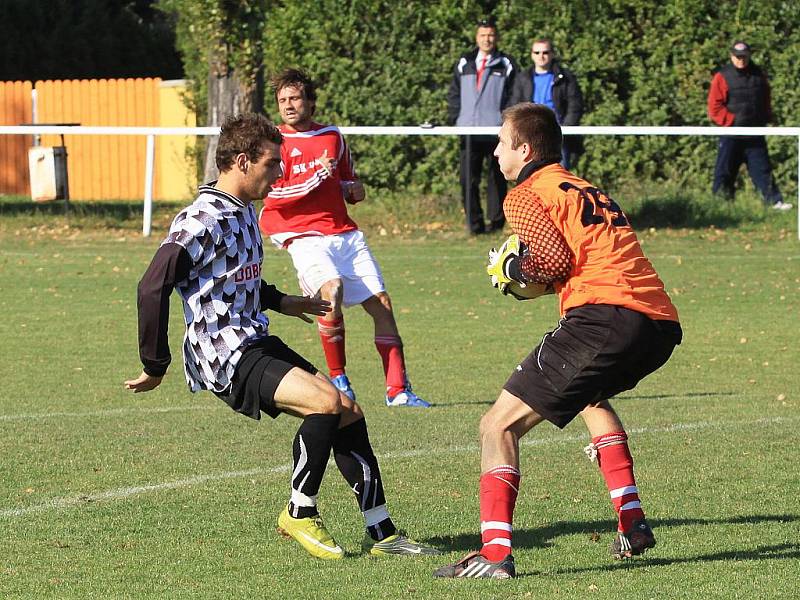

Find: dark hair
<box><xmin>271</xmin><ymin>67</ymin><xmax>317</xmax><ymax>103</ymax></box>
<box><xmin>215</xmin><ymin>113</ymin><xmax>282</xmax><ymax>172</ymax></box>
<box><xmin>502</xmin><ymin>103</ymin><xmax>562</xmax><ymax>162</ymax></box>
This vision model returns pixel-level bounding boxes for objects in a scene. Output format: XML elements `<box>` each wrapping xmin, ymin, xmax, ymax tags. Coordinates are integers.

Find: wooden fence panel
<box><xmin>37</xmin><ymin>78</ymin><xmax>161</xmax><ymax>199</ymax></box>
<box><xmin>0</xmin><ymin>77</ymin><xmax>197</xmax><ymax>200</ymax></box>
<box><xmin>0</xmin><ymin>81</ymin><xmax>33</xmax><ymax>194</ymax></box>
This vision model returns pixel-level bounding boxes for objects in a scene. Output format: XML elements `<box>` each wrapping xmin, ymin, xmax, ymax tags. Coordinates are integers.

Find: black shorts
<box><xmin>503</xmin><ymin>305</ymin><xmax>682</xmax><ymax>429</ymax></box>
<box><xmin>214</xmin><ymin>335</ymin><xmax>318</xmax><ymax>420</ymax></box>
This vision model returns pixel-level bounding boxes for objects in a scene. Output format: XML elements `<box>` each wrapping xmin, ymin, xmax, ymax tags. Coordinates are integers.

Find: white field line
<box><xmin>0</xmin><ymin>415</ymin><xmax>793</xmax><ymax>520</ymax></box>
<box><xmin>0</xmin><ymin>390</ymin><xmax>770</xmax><ymax>423</ymax></box>
<box><xmin>0</xmin><ymin>405</ymin><xmax>220</xmax><ymax>422</ymax></box>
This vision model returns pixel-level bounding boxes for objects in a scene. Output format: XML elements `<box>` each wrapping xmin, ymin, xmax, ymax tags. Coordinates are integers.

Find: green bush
<box><xmin>163</xmin><ymin>0</ymin><xmax>800</xmax><ymax>199</ymax></box>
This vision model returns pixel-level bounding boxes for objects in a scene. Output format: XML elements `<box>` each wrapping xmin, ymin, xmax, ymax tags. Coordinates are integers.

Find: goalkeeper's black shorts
<box><xmin>503</xmin><ymin>304</ymin><xmax>682</xmax><ymax>429</ymax></box>
<box><xmin>214</xmin><ymin>335</ymin><xmax>318</xmax><ymax>420</ymax></box>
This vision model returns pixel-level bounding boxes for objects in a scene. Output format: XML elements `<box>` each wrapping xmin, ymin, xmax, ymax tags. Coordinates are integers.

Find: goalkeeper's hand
<box><xmin>486</xmin><ymin>234</ymin><xmax>524</xmax><ymax>292</ymax></box>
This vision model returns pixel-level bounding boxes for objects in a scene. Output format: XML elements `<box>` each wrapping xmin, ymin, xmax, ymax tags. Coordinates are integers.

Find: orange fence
<box><xmin>36</xmin><ymin>78</ymin><xmax>160</xmax><ymax>199</ymax></box>
<box><xmin>0</xmin><ymin>81</ymin><xmax>33</xmax><ymax>194</ymax></box>
<box><xmin>0</xmin><ymin>78</ymin><xmax>198</xmax><ymax>200</ymax></box>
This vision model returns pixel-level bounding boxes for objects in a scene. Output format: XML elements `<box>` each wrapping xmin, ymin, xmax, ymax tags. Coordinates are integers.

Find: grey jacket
<box><xmin>447</xmin><ymin>48</ymin><xmax>516</xmax><ymax>126</ymax></box>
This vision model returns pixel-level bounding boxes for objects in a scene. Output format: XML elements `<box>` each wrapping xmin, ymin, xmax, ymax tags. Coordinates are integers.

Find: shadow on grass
<box><xmin>624</xmin><ymin>191</ymin><xmax>770</xmax><ymax>229</ymax></box>
<box><xmin>0</xmin><ymin>197</ymin><xmax>188</xmax><ymax>231</ymax></box>
<box><xmin>543</xmin><ymin>543</ymin><xmax>800</xmax><ymax>577</ymax></box>
<box><xmin>0</xmin><ymin>199</ymin><xmax>165</xmax><ymax>219</ymax></box>
<box><xmin>436</xmin><ymin>399</ymin><xmax>495</xmax><ymax>407</ymax></box>
<box><xmin>428</xmin><ymin>513</ymin><xmax>800</xmax><ymax>558</ymax></box>
<box><xmin>438</xmin><ymin>392</ymin><xmax>734</xmax><ymax>408</ymax></box>
<box><xmin>620</xmin><ymin>391</ymin><xmax>737</xmax><ymax>401</ymax></box>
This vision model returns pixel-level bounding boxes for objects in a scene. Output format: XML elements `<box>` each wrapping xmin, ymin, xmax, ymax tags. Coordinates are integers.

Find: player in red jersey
<box><xmin>259</xmin><ymin>68</ymin><xmax>429</xmax><ymax>408</ymax></box>
<box><xmin>434</xmin><ymin>103</ymin><xmax>682</xmax><ymax>579</ymax></box>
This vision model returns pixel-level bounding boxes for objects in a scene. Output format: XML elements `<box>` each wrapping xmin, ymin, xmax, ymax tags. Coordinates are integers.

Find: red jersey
<box><xmin>260</xmin><ymin>122</ymin><xmax>359</xmax><ymax>246</ymax></box>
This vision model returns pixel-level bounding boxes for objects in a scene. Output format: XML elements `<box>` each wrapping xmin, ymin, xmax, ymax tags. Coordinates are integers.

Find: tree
<box><xmin>0</xmin><ymin>0</ymin><xmax>182</xmax><ymax>81</ymax></box>
<box><xmin>159</xmin><ymin>0</ymin><xmax>266</xmax><ymax>181</ymax></box>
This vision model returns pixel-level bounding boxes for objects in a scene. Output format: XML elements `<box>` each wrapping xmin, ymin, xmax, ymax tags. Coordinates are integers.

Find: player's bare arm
<box><xmin>278</xmin><ymin>295</ymin><xmax>332</xmax><ymax>323</ymax></box>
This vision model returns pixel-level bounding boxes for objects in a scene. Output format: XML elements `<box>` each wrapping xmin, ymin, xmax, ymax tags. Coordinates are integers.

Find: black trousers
<box><xmin>459</xmin><ymin>135</ymin><xmax>507</xmax><ymax>233</ymax></box>
<box><xmin>712</xmin><ymin>136</ymin><xmax>783</xmax><ymax>205</ymax></box>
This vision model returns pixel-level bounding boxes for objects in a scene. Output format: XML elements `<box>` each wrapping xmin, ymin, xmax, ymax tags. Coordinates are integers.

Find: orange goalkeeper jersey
<box><xmin>504</xmin><ymin>162</ymin><xmax>679</xmax><ymax>322</ymax></box>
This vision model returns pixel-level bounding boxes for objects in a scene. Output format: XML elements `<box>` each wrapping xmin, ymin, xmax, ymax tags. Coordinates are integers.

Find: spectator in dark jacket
<box><xmin>707</xmin><ymin>41</ymin><xmax>789</xmax><ymax>210</ymax></box>
<box><xmin>510</xmin><ymin>38</ymin><xmax>583</xmax><ymax>169</ymax></box>
<box><xmin>447</xmin><ymin>18</ymin><xmax>516</xmax><ymax>234</ymax></box>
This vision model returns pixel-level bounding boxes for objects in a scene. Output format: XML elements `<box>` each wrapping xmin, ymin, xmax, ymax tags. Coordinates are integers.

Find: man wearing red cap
<box><xmin>707</xmin><ymin>41</ymin><xmax>791</xmax><ymax>210</ymax></box>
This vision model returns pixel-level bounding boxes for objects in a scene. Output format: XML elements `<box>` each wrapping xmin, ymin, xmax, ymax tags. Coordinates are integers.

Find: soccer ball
<box><xmin>504</xmin><ymin>280</ymin><xmax>552</xmax><ymax>301</ymax></box>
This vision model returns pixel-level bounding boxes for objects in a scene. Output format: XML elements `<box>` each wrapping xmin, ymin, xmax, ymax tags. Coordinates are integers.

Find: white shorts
<box><xmin>281</xmin><ymin>230</ymin><xmax>386</xmax><ymax>307</ymax></box>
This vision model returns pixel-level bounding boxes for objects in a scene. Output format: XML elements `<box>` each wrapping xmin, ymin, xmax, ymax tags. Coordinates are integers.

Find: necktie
<box><xmin>476</xmin><ymin>55</ymin><xmax>488</xmax><ymax>88</ymax></box>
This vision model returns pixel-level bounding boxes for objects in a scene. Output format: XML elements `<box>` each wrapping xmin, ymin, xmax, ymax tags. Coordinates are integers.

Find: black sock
<box><xmin>288</xmin><ymin>413</ymin><xmax>340</xmax><ymax>519</ymax></box>
<box><xmin>333</xmin><ymin>418</ymin><xmax>397</xmax><ymax>540</ymax></box>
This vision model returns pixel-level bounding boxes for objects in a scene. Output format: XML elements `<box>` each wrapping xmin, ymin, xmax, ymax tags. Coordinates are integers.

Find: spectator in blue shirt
<box><xmin>510</xmin><ymin>38</ymin><xmax>583</xmax><ymax>169</ymax></box>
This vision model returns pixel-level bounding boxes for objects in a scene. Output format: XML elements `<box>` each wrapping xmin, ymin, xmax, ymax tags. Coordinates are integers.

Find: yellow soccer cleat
<box><xmin>277</xmin><ymin>506</ymin><xmax>344</xmax><ymax>560</ymax></box>
<box><xmin>362</xmin><ymin>531</ymin><xmax>441</xmax><ymax>556</ymax></box>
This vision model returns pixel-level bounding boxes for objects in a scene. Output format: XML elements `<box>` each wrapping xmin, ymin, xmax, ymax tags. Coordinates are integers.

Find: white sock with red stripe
<box><xmin>479</xmin><ymin>465</ymin><xmax>520</xmax><ymax>561</ymax></box>
<box><xmin>588</xmin><ymin>431</ymin><xmax>646</xmax><ymax>532</ymax></box>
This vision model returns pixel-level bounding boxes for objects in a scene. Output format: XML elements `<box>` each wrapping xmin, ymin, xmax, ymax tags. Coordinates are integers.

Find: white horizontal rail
<box><xmin>1</xmin><ymin>125</ymin><xmax>797</xmax><ymax>239</ymax></box>
<box><xmin>2</xmin><ymin>124</ymin><xmax>800</xmax><ymax>137</ymax></box>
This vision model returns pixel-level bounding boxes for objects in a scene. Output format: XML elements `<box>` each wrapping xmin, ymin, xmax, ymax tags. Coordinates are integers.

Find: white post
<box><xmin>143</xmin><ymin>134</ymin><xmax>155</xmax><ymax>237</ymax></box>
<box><xmin>31</xmin><ymin>89</ymin><xmax>40</xmax><ymax>146</ymax></box>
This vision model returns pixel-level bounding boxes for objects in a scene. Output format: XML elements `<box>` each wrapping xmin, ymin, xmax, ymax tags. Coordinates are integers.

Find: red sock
<box><xmin>592</xmin><ymin>431</ymin><xmax>645</xmax><ymax>532</ymax></box>
<box><xmin>479</xmin><ymin>465</ymin><xmax>520</xmax><ymax>561</ymax></box>
<box><xmin>317</xmin><ymin>317</ymin><xmax>346</xmax><ymax>377</ymax></box>
<box><xmin>374</xmin><ymin>335</ymin><xmax>406</xmax><ymax>396</ymax></box>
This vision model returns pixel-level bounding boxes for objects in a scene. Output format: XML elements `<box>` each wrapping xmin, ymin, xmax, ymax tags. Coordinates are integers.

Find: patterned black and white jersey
<box><xmin>164</xmin><ymin>184</ymin><xmax>270</xmax><ymax>392</ymax></box>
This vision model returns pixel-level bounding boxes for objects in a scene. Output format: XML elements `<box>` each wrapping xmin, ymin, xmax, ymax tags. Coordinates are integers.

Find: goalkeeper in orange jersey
<box><xmin>434</xmin><ymin>103</ymin><xmax>682</xmax><ymax>579</ymax></box>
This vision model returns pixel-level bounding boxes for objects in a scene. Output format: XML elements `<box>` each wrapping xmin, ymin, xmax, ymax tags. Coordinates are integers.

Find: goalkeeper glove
<box><xmin>487</xmin><ymin>234</ymin><xmax>525</xmax><ymax>292</ymax></box>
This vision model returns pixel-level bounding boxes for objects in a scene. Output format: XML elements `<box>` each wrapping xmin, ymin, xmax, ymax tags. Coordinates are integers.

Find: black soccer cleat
<box><xmin>610</xmin><ymin>519</ymin><xmax>656</xmax><ymax>559</ymax></box>
<box><xmin>433</xmin><ymin>551</ymin><xmax>516</xmax><ymax>579</ymax></box>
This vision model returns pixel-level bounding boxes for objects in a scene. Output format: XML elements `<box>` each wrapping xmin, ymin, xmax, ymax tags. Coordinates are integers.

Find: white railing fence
<box><xmin>1</xmin><ymin>124</ymin><xmax>799</xmax><ymax>238</ymax></box>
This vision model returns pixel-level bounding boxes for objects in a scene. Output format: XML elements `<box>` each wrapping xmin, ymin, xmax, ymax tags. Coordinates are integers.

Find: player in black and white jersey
<box><xmin>125</xmin><ymin>113</ymin><xmax>439</xmax><ymax>560</ymax></box>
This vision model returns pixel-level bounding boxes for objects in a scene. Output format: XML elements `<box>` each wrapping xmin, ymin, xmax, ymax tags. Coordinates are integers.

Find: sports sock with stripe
<box><xmin>479</xmin><ymin>465</ymin><xmax>520</xmax><ymax>561</ymax></box>
<box><xmin>287</xmin><ymin>413</ymin><xmax>340</xmax><ymax>519</ymax></box>
<box><xmin>332</xmin><ymin>418</ymin><xmax>397</xmax><ymax>541</ymax></box>
<box><xmin>318</xmin><ymin>317</ymin><xmax>346</xmax><ymax>377</ymax></box>
<box><xmin>374</xmin><ymin>335</ymin><xmax>407</xmax><ymax>397</ymax></box>
<box><xmin>591</xmin><ymin>431</ymin><xmax>646</xmax><ymax>532</ymax></box>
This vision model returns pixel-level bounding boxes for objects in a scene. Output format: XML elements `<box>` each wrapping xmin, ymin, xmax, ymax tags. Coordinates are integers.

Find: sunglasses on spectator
<box><xmin>532</xmin><ymin>51</ymin><xmax>551</xmax><ymax>55</ymax></box>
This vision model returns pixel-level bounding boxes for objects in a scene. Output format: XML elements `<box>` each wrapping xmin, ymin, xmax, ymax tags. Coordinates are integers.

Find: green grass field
<box><xmin>1</xmin><ymin>209</ymin><xmax>798</xmax><ymax>599</ymax></box>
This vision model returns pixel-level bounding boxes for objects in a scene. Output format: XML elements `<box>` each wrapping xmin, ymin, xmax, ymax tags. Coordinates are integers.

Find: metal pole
<box><xmin>31</xmin><ymin>89</ymin><xmax>40</xmax><ymax>147</ymax></box>
<box><xmin>143</xmin><ymin>134</ymin><xmax>155</xmax><ymax>237</ymax></box>
<box><xmin>465</xmin><ymin>133</ymin><xmax>472</xmax><ymax>233</ymax></box>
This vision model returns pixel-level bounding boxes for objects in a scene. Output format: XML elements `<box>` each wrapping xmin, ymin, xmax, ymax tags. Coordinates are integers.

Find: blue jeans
<box><xmin>712</xmin><ymin>136</ymin><xmax>783</xmax><ymax>205</ymax></box>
